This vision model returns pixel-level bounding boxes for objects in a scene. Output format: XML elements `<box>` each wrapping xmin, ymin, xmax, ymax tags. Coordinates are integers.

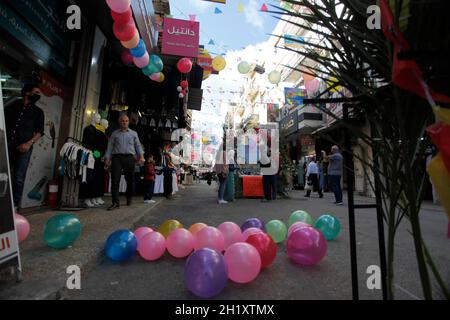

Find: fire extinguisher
<box><xmin>47</xmin><ymin>180</ymin><xmax>59</xmax><ymax>208</ymax></box>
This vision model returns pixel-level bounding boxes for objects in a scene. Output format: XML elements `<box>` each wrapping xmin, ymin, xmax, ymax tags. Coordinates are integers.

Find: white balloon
<box><xmin>179</xmin><ymin>93</ymin><xmax>185</xmax><ymax>99</ymax></box>
<box><xmin>177</xmin><ymin>86</ymin><xmax>182</xmax><ymax>92</ymax></box>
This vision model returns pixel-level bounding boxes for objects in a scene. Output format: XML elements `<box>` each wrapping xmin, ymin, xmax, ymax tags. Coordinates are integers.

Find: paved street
<box><xmin>62</xmin><ymin>182</ymin><xmax>450</xmax><ymax>300</ymax></box>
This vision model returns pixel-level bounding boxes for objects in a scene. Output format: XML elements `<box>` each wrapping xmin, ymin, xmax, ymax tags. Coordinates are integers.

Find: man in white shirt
<box><xmin>305</xmin><ymin>157</ymin><xmax>323</xmax><ymax>198</ymax></box>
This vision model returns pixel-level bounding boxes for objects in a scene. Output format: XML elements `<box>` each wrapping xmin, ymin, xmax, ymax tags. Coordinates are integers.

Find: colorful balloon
<box><xmin>268</xmin><ymin>70</ymin><xmax>281</xmax><ymax>84</ymax></box>
<box><xmin>105</xmin><ymin>230</ymin><xmax>137</xmax><ymax>261</ymax></box>
<box><xmin>15</xmin><ymin>213</ymin><xmax>30</xmax><ymax>243</ymax></box>
<box><xmin>288</xmin><ymin>210</ymin><xmax>313</xmax><ymax>227</ymax></box>
<box><xmin>288</xmin><ymin>221</ymin><xmax>310</xmax><ymax>238</ymax></box>
<box><xmin>181</xmin><ymin>80</ymin><xmax>189</xmax><ymax>89</ymax></box>
<box><xmin>121</xmin><ymin>50</ymin><xmax>134</xmax><ymax>65</ymax></box>
<box><xmin>265</xmin><ymin>220</ymin><xmax>287</xmax><ymax>243</ymax></box>
<box><xmin>157</xmin><ymin>73</ymin><xmax>165</xmax><ymax>83</ymax></box>
<box><xmin>130</xmin><ymin>39</ymin><xmax>146</xmax><ymax>58</ymax></box>
<box><xmin>188</xmin><ymin>223</ymin><xmax>207</xmax><ymax>235</ymax></box>
<box><xmin>106</xmin><ymin>0</ymin><xmax>131</xmax><ymax>14</ymax></box>
<box><xmin>149</xmin><ymin>55</ymin><xmax>164</xmax><ymax>73</ymax></box>
<box><xmin>218</xmin><ymin>222</ymin><xmax>243</xmax><ymax>250</ymax></box>
<box><xmin>150</xmin><ymin>72</ymin><xmax>161</xmax><ymax>81</ymax></box>
<box><xmin>142</xmin><ymin>63</ymin><xmax>159</xmax><ymax>76</ymax></box>
<box><xmin>287</xmin><ymin>227</ymin><xmax>327</xmax><ymax>266</ymax></box>
<box><xmin>314</xmin><ymin>215</ymin><xmax>341</xmax><ymax>240</ymax></box>
<box><xmin>241</xmin><ymin>218</ymin><xmax>265</xmax><ymax>232</ymax></box>
<box><xmin>184</xmin><ymin>248</ymin><xmax>228</xmax><ymax>298</ymax></box>
<box><xmin>195</xmin><ymin>226</ymin><xmax>225</xmax><ymax>252</ymax></box>
<box><xmin>120</xmin><ymin>30</ymin><xmax>140</xmax><ymax>49</ymax></box>
<box><xmin>177</xmin><ymin>58</ymin><xmax>193</xmax><ymax>73</ymax></box>
<box><xmin>242</xmin><ymin>227</ymin><xmax>264</xmax><ymax>241</ymax></box>
<box><xmin>159</xmin><ymin>219</ymin><xmax>183</xmax><ymax>238</ymax></box>
<box><xmin>246</xmin><ymin>233</ymin><xmax>277</xmax><ymax>269</ymax></box>
<box><xmin>166</xmin><ymin>228</ymin><xmax>194</xmax><ymax>258</ymax></box>
<box><xmin>110</xmin><ymin>8</ymin><xmax>132</xmax><ymax>24</ymax></box>
<box><xmin>133</xmin><ymin>52</ymin><xmax>149</xmax><ymax>68</ymax></box>
<box><xmin>133</xmin><ymin>227</ymin><xmax>153</xmax><ymax>241</ymax></box>
<box><xmin>137</xmin><ymin>231</ymin><xmax>166</xmax><ymax>261</ymax></box>
<box><xmin>224</xmin><ymin>242</ymin><xmax>261</xmax><ymax>283</ymax></box>
<box><xmin>43</xmin><ymin>214</ymin><xmax>82</xmax><ymax>249</ymax></box>
<box><xmin>113</xmin><ymin>21</ymin><xmax>136</xmax><ymax>42</ymax></box>
<box><xmin>212</xmin><ymin>56</ymin><xmax>226</xmax><ymax>72</ymax></box>
<box><xmin>238</xmin><ymin>61</ymin><xmax>251</xmax><ymax>74</ymax></box>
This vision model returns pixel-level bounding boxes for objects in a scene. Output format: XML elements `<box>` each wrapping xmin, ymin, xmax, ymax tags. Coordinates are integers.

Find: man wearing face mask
<box><xmin>4</xmin><ymin>83</ymin><xmax>45</xmax><ymax>209</ymax></box>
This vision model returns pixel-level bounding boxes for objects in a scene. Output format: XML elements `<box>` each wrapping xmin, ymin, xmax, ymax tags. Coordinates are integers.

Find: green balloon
<box><xmin>43</xmin><ymin>214</ymin><xmax>82</xmax><ymax>249</ymax></box>
<box><xmin>142</xmin><ymin>63</ymin><xmax>159</xmax><ymax>76</ymax></box>
<box><xmin>238</xmin><ymin>61</ymin><xmax>250</xmax><ymax>74</ymax></box>
<box><xmin>288</xmin><ymin>210</ymin><xmax>313</xmax><ymax>227</ymax></box>
<box><xmin>314</xmin><ymin>214</ymin><xmax>341</xmax><ymax>240</ymax></box>
<box><xmin>266</xmin><ymin>220</ymin><xmax>288</xmax><ymax>243</ymax></box>
<box><xmin>268</xmin><ymin>70</ymin><xmax>281</xmax><ymax>84</ymax></box>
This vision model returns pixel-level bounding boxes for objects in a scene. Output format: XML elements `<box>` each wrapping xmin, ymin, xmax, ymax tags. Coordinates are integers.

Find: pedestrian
<box><xmin>322</xmin><ymin>146</ymin><xmax>344</xmax><ymax>205</ymax></box>
<box><xmin>162</xmin><ymin>145</ymin><xmax>174</xmax><ymax>199</ymax></box>
<box><xmin>105</xmin><ymin>114</ymin><xmax>145</xmax><ymax>210</ymax></box>
<box><xmin>143</xmin><ymin>154</ymin><xmax>156</xmax><ymax>204</ymax></box>
<box><xmin>4</xmin><ymin>82</ymin><xmax>45</xmax><ymax>210</ymax></box>
<box><xmin>305</xmin><ymin>157</ymin><xmax>323</xmax><ymax>198</ymax></box>
<box><xmin>214</xmin><ymin>149</ymin><xmax>228</xmax><ymax>204</ymax></box>
<box><xmin>261</xmin><ymin>150</ymin><xmax>277</xmax><ymax>202</ymax></box>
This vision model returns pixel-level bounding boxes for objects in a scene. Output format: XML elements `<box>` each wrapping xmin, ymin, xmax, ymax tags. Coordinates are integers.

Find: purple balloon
<box><xmin>241</xmin><ymin>218</ymin><xmax>265</xmax><ymax>232</ymax></box>
<box><xmin>287</xmin><ymin>227</ymin><xmax>327</xmax><ymax>266</ymax></box>
<box><xmin>184</xmin><ymin>248</ymin><xmax>228</xmax><ymax>298</ymax></box>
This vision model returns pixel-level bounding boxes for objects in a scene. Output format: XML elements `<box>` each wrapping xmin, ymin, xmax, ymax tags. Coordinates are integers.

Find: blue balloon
<box><xmin>142</xmin><ymin>63</ymin><xmax>159</xmax><ymax>76</ymax></box>
<box><xmin>105</xmin><ymin>230</ymin><xmax>137</xmax><ymax>261</ymax></box>
<box><xmin>184</xmin><ymin>248</ymin><xmax>228</xmax><ymax>298</ymax></box>
<box><xmin>241</xmin><ymin>218</ymin><xmax>265</xmax><ymax>232</ymax></box>
<box><xmin>130</xmin><ymin>39</ymin><xmax>146</xmax><ymax>58</ymax></box>
<box><xmin>314</xmin><ymin>214</ymin><xmax>341</xmax><ymax>240</ymax></box>
<box><xmin>149</xmin><ymin>55</ymin><xmax>164</xmax><ymax>73</ymax></box>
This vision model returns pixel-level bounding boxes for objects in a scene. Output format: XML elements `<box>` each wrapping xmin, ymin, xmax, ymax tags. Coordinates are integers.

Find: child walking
<box><xmin>144</xmin><ymin>154</ymin><xmax>156</xmax><ymax>204</ymax></box>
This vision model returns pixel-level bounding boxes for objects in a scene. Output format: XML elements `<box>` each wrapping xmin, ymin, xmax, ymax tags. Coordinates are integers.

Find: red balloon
<box><xmin>177</xmin><ymin>58</ymin><xmax>193</xmax><ymax>74</ymax></box>
<box><xmin>111</xmin><ymin>8</ymin><xmax>132</xmax><ymax>24</ymax></box>
<box><xmin>246</xmin><ymin>233</ymin><xmax>277</xmax><ymax>269</ymax></box>
<box><xmin>121</xmin><ymin>50</ymin><xmax>133</xmax><ymax>65</ymax></box>
<box><xmin>181</xmin><ymin>89</ymin><xmax>187</xmax><ymax>95</ymax></box>
<box><xmin>113</xmin><ymin>21</ymin><xmax>136</xmax><ymax>41</ymax></box>
<box><xmin>181</xmin><ymin>80</ymin><xmax>189</xmax><ymax>89</ymax></box>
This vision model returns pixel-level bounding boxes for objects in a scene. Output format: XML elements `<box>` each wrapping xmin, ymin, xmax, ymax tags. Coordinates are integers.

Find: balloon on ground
<box><xmin>242</xmin><ymin>227</ymin><xmax>264</xmax><ymax>241</ymax></box>
<box><xmin>138</xmin><ymin>231</ymin><xmax>166</xmax><ymax>261</ymax></box>
<box><xmin>218</xmin><ymin>222</ymin><xmax>243</xmax><ymax>249</ymax></box>
<box><xmin>159</xmin><ymin>219</ymin><xmax>183</xmax><ymax>238</ymax></box>
<box><xmin>134</xmin><ymin>227</ymin><xmax>153</xmax><ymax>241</ymax></box>
<box><xmin>188</xmin><ymin>222</ymin><xmax>207</xmax><ymax>235</ymax></box>
<box><xmin>166</xmin><ymin>228</ymin><xmax>195</xmax><ymax>258</ymax></box>
<box><xmin>288</xmin><ymin>221</ymin><xmax>310</xmax><ymax>237</ymax></box>
<box><xmin>288</xmin><ymin>210</ymin><xmax>313</xmax><ymax>227</ymax></box>
<box><xmin>287</xmin><ymin>227</ymin><xmax>327</xmax><ymax>266</ymax></box>
<box><xmin>265</xmin><ymin>220</ymin><xmax>287</xmax><ymax>243</ymax></box>
<box><xmin>224</xmin><ymin>242</ymin><xmax>261</xmax><ymax>283</ymax></box>
<box><xmin>246</xmin><ymin>233</ymin><xmax>277</xmax><ymax>269</ymax></box>
<box><xmin>195</xmin><ymin>226</ymin><xmax>225</xmax><ymax>252</ymax></box>
<box><xmin>105</xmin><ymin>229</ymin><xmax>137</xmax><ymax>261</ymax></box>
<box><xmin>15</xmin><ymin>213</ymin><xmax>30</xmax><ymax>243</ymax></box>
<box><xmin>314</xmin><ymin>215</ymin><xmax>341</xmax><ymax>240</ymax></box>
<box><xmin>241</xmin><ymin>218</ymin><xmax>265</xmax><ymax>232</ymax></box>
<box><xmin>43</xmin><ymin>214</ymin><xmax>82</xmax><ymax>249</ymax></box>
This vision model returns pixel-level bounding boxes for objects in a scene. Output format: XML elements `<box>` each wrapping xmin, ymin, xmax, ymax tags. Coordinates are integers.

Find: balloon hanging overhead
<box><xmin>130</xmin><ymin>39</ymin><xmax>146</xmax><ymax>57</ymax></box>
<box><xmin>121</xmin><ymin>50</ymin><xmax>133</xmax><ymax>65</ymax></box>
<box><xmin>150</xmin><ymin>73</ymin><xmax>161</xmax><ymax>81</ymax></box>
<box><xmin>237</xmin><ymin>61</ymin><xmax>251</xmax><ymax>74</ymax></box>
<box><xmin>212</xmin><ymin>56</ymin><xmax>226</xmax><ymax>72</ymax></box>
<box><xmin>157</xmin><ymin>73</ymin><xmax>165</xmax><ymax>83</ymax></box>
<box><xmin>120</xmin><ymin>31</ymin><xmax>140</xmax><ymax>49</ymax></box>
<box><xmin>268</xmin><ymin>70</ymin><xmax>282</xmax><ymax>84</ymax></box>
<box><xmin>106</xmin><ymin>0</ymin><xmax>131</xmax><ymax>13</ymax></box>
<box><xmin>149</xmin><ymin>55</ymin><xmax>164</xmax><ymax>73</ymax></box>
<box><xmin>110</xmin><ymin>7</ymin><xmax>132</xmax><ymax>24</ymax></box>
<box><xmin>177</xmin><ymin>58</ymin><xmax>193</xmax><ymax>74</ymax></box>
<box><xmin>133</xmin><ymin>52</ymin><xmax>149</xmax><ymax>68</ymax></box>
<box><xmin>113</xmin><ymin>21</ymin><xmax>136</xmax><ymax>41</ymax></box>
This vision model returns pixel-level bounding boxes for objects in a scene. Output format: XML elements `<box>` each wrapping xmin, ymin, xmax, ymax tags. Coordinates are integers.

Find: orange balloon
<box><xmin>188</xmin><ymin>223</ymin><xmax>208</xmax><ymax>235</ymax></box>
<box><xmin>121</xmin><ymin>30</ymin><xmax>140</xmax><ymax>49</ymax></box>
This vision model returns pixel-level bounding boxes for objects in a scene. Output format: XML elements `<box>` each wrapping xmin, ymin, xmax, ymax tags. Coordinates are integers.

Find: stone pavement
<box><xmin>59</xmin><ymin>182</ymin><xmax>449</xmax><ymax>300</ymax></box>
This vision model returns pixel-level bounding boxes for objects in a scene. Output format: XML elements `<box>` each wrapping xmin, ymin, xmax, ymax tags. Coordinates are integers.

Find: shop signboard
<box><xmin>285</xmin><ymin>87</ymin><xmax>307</xmax><ymax>110</ymax></box>
<box><xmin>0</xmin><ymin>2</ymin><xmax>67</xmax><ymax>77</ymax></box>
<box><xmin>0</xmin><ymin>75</ymin><xmax>21</xmax><ymax>270</ymax></box>
<box><xmin>280</xmin><ymin>110</ymin><xmax>298</xmax><ymax>136</ymax></box>
<box><xmin>20</xmin><ymin>72</ymin><xmax>64</xmax><ymax>209</ymax></box>
<box><xmin>162</xmin><ymin>18</ymin><xmax>200</xmax><ymax>58</ymax></box>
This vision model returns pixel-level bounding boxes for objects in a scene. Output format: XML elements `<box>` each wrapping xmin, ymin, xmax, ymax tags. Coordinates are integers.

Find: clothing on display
<box><xmin>59</xmin><ymin>142</ymin><xmax>95</xmax><ymax>181</ymax></box>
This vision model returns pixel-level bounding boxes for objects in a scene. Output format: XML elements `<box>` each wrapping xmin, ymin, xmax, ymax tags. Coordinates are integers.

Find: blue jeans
<box><xmin>8</xmin><ymin>147</ymin><xmax>32</xmax><ymax>207</ymax></box>
<box><xmin>330</xmin><ymin>175</ymin><xmax>343</xmax><ymax>203</ymax></box>
<box><xmin>144</xmin><ymin>180</ymin><xmax>155</xmax><ymax>201</ymax></box>
<box><xmin>218</xmin><ymin>175</ymin><xmax>227</xmax><ymax>201</ymax></box>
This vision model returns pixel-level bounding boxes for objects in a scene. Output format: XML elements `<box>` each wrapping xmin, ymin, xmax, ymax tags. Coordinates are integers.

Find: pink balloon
<box><xmin>195</xmin><ymin>226</ymin><xmax>225</xmax><ymax>252</ymax></box>
<box><xmin>134</xmin><ymin>227</ymin><xmax>153</xmax><ymax>241</ymax></box>
<box><xmin>288</xmin><ymin>222</ymin><xmax>310</xmax><ymax>238</ymax></box>
<box><xmin>15</xmin><ymin>214</ymin><xmax>30</xmax><ymax>243</ymax></box>
<box><xmin>121</xmin><ymin>50</ymin><xmax>133</xmax><ymax>65</ymax></box>
<box><xmin>177</xmin><ymin>58</ymin><xmax>193</xmax><ymax>74</ymax></box>
<box><xmin>166</xmin><ymin>228</ymin><xmax>195</xmax><ymax>258</ymax></box>
<box><xmin>218</xmin><ymin>222</ymin><xmax>243</xmax><ymax>250</ymax></box>
<box><xmin>287</xmin><ymin>227</ymin><xmax>327</xmax><ymax>266</ymax></box>
<box><xmin>138</xmin><ymin>231</ymin><xmax>166</xmax><ymax>261</ymax></box>
<box><xmin>305</xmin><ymin>78</ymin><xmax>319</xmax><ymax>96</ymax></box>
<box><xmin>224</xmin><ymin>242</ymin><xmax>261</xmax><ymax>284</ymax></box>
<box><xmin>106</xmin><ymin>0</ymin><xmax>131</xmax><ymax>14</ymax></box>
<box><xmin>149</xmin><ymin>73</ymin><xmax>161</xmax><ymax>81</ymax></box>
<box><xmin>242</xmin><ymin>227</ymin><xmax>264</xmax><ymax>241</ymax></box>
<box><xmin>133</xmin><ymin>52</ymin><xmax>149</xmax><ymax>68</ymax></box>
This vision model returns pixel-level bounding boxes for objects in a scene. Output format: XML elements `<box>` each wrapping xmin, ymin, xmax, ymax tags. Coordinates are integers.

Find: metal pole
<box><xmin>343</xmin><ymin>103</ymin><xmax>359</xmax><ymax>300</ymax></box>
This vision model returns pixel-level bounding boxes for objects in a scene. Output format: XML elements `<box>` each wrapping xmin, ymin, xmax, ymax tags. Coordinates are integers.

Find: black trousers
<box><xmin>262</xmin><ymin>175</ymin><xmax>277</xmax><ymax>200</ymax></box>
<box><xmin>111</xmin><ymin>154</ymin><xmax>135</xmax><ymax>205</ymax></box>
<box><xmin>163</xmin><ymin>170</ymin><xmax>173</xmax><ymax>198</ymax></box>
<box><xmin>306</xmin><ymin>174</ymin><xmax>323</xmax><ymax>197</ymax></box>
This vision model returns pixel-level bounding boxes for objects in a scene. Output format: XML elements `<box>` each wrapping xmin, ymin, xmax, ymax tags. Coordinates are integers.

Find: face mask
<box><xmin>29</xmin><ymin>94</ymin><xmax>41</xmax><ymax>103</ymax></box>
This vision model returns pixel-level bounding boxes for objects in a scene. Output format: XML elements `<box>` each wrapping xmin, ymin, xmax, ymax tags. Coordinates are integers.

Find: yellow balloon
<box><xmin>157</xmin><ymin>73</ymin><xmax>165</xmax><ymax>83</ymax></box>
<box><xmin>121</xmin><ymin>30</ymin><xmax>140</xmax><ymax>49</ymax></box>
<box><xmin>212</xmin><ymin>56</ymin><xmax>226</xmax><ymax>72</ymax></box>
<box><xmin>159</xmin><ymin>220</ymin><xmax>183</xmax><ymax>238</ymax></box>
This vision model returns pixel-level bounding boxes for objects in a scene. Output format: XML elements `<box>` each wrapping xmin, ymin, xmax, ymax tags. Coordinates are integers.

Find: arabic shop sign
<box><xmin>280</xmin><ymin>110</ymin><xmax>298</xmax><ymax>136</ymax></box>
<box><xmin>162</xmin><ymin>18</ymin><xmax>200</xmax><ymax>58</ymax></box>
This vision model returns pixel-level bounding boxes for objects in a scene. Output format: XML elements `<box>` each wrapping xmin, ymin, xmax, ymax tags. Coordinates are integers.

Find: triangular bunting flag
<box><xmin>214</xmin><ymin>7</ymin><xmax>222</xmax><ymax>14</ymax></box>
<box><xmin>189</xmin><ymin>14</ymin><xmax>196</xmax><ymax>21</ymax></box>
<box><xmin>237</xmin><ymin>3</ymin><xmax>244</xmax><ymax>13</ymax></box>
<box><xmin>208</xmin><ymin>39</ymin><xmax>215</xmax><ymax>45</ymax></box>
<box><xmin>261</xmin><ymin>4</ymin><xmax>268</xmax><ymax>12</ymax></box>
